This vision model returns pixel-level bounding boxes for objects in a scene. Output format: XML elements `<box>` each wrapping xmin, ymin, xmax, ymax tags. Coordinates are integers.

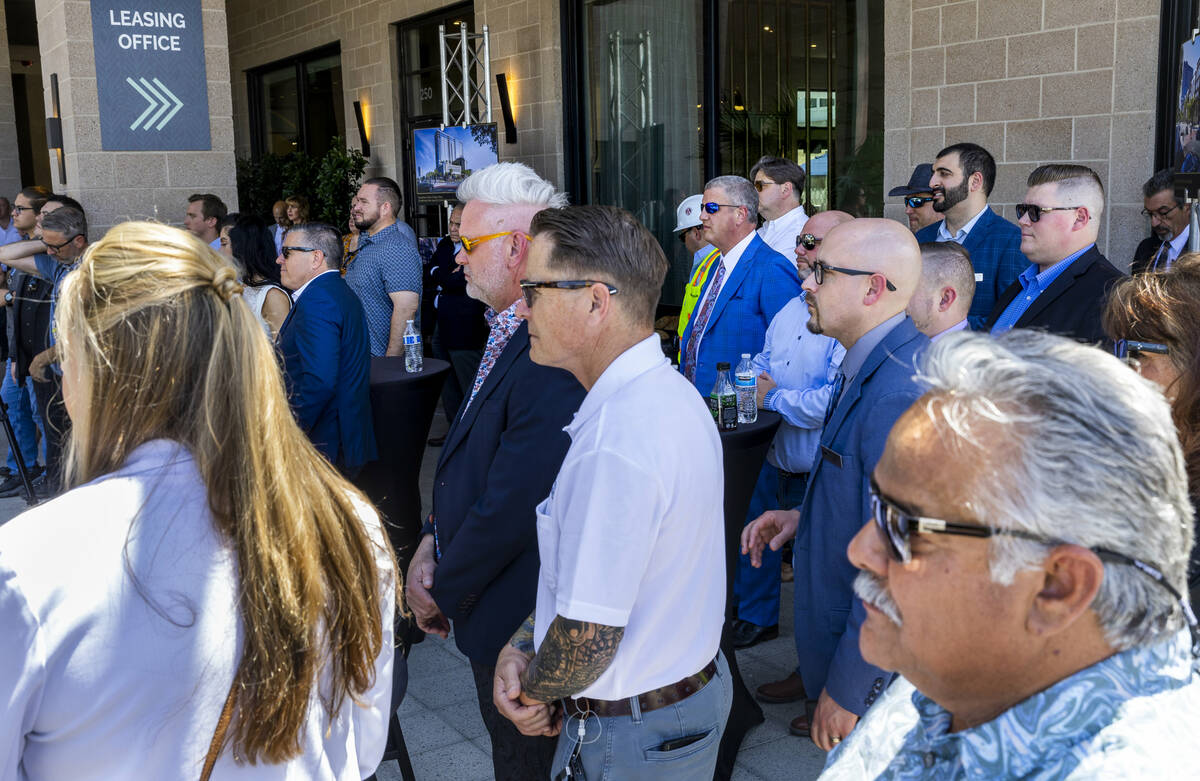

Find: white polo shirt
<box><xmin>533</xmin><ymin>334</ymin><xmax>726</xmax><ymax>701</ymax></box>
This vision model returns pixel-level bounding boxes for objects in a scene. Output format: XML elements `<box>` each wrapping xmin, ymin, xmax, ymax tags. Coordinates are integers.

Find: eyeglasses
<box><xmin>1113</xmin><ymin>339</ymin><xmax>1169</xmax><ymax>361</ymax></box>
<box><xmin>812</xmin><ymin>259</ymin><xmax>898</xmax><ymax>291</ymax></box>
<box><xmin>796</xmin><ymin>233</ymin><xmax>821</xmax><ymax>251</ymax></box>
<box><xmin>1142</xmin><ymin>204</ymin><xmax>1182</xmax><ymax>219</ymax></box>
<box><xmin>43</xmin><ymin>233</ymin><xmax>79</xmax><ymax>251</ymax></box>
<box><xmin>904</xmin><ymin>196</ymin><xmax>934</xmax><ymax>209</ymax></box>
<box><xmin>11</xmin><ymin>205</ymin><xmax>32</xmax><ymax>215</ymax></box>
<box><xmin>701</xmin><ymin>202</ymin><xmax>740</xmax><ymax>215</ymax></box>
<box><xmin>1015</xmin><ymin>203</ymin><xmax>1082</xmax><ymax>223</ymax></box>
<box><xmin>460</xmin><ymin>231</ymin><xmax>531</xmax><ymax>253</ymax></box>
<box><xmin>753</xmin><ymin>179</ymin><xmax>777</xmax><ymax>192</ymax></box>
<box><xmin>677</xmin><ymin>226</ymin><xmax>701</xmax><ymax>244</ymax></box>
<box><xmin>280</xmin><ymin>245</ymin><xmax>318</xmax><ymax>259</ymax></box>
<box><xmin>519</xmin><ymin>279</ymin><xmax>618</xmax><ymax>307</ymax></box>
<box><xmin>869</xmin><ymin>480</ymin><xmax>1200</xmax><ymax>654</ymax></box>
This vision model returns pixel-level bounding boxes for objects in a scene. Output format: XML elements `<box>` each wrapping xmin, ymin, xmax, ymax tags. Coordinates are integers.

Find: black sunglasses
<box><xmin>43</xmin><ymin>233</ymin><xmax>80</xmax><ymax>251</ymax></box>
<box><xmin>812</xmin><ymin>259</ymin><xmax>897</xmax><ymax>291</ymax></box>
<box><xmin>1114</xmin><ymin>339</ymin><xmax>1169</xmax><ymax>360</ymax></box>
<box><xmin>1015</xmin><ymin>203</ymin><xmax>1082</xmax><ymax>223</ymax></box>
<box><xmin>677</xmin><ymin>226</ymin><xmax>701</xmax><ymax>243</ymax></box>
<box><xmin>870</xmin><ymin>480</ymin><xmax>1199</xmax><ymax>654</ymax></box>
<box><xmin>280</xmin><ymin>245</ymin><xmax>318</xmax><ymax>259</ymax></box>
<box><xmin>701</xmin><ymin>202</ymin><xmax>740</xmax><ymax>215</ymax></box>
<box><xmin>796</xmin><ymin>233</ymin><xmax>821</xmax><ymax>251</ymax></box>
<box><xmin>904</xmin><ymin>196</ymin><xmax>934</xmax><ymax>209</ymax></box>
<box><xmin>519</xmin><ymin>279</ymin><xmax>619</xmax><ymax>307</ymax></box>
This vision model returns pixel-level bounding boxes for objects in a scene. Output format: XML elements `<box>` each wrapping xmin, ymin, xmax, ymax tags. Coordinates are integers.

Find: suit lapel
<box><xmin>1017</xmin><ymin>248</ymin><xmax>1097</xmax><ymax>327</ymax></box>
<box><xmin>703</xmin><ymin>236</ymin><xmax>760</xmax><ymax>335</ymax></box>
<box><xmin>960</xmin><ymin>207</ymin><xmax>996</xmax><ymax>252</ymax></box>
<box><xmin>821</xmin><ymin>319</ymin><xmax>921</xmax><ymax>449</ymax></box>
<box><xmin>438</xmin><ymin>323</ymin><xmax>530</xmax><ymax>467</ymax></box>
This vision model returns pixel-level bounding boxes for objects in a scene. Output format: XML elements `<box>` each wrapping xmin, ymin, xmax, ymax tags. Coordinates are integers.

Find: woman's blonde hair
<box><xmin>56</xmin><ymin>221</ymin><xmax>397</xmax><ymax>764</ymax></box>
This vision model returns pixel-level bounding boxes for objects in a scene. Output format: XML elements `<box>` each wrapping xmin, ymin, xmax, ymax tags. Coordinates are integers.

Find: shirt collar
<box><xmin>290</xmin><ymin>268</ymin><xmax>338</xmax><ymax>301</ymax></box>
<box><xmin>936</xmin><ymin>205</ymin><xmax>988</xmax><ymax>243</ymax></box>
<box><xmin>840</xmin><ymin>311</ymin><xmax>906</xmax><ymax>384</ymax></box>
<box><xmin>930</xmin><ymin>318</ymin><xmax>969</xmax><ymax>342</ymax></box>
<box><xmin>1169</xmin><ymin>224</ymin><xmax>1191</xmax><ymax>257</ymax></box>
<box><xmin>720</xmin><ymin>230</ymin><xmax>757</xmax><ymax>274</ymax></box>
<box><xmin>565</xmin><ymin>334</ymin><xmax>666</xmax><ymax>436</ymax></box>
<box><xmin>485</xmin><ymin>299</ymin><xmax>522</xmax><ymax>330</ymax></box>
<box><xmin>1019</xmin><ymin>243</ymin><xmax>1093</xmax><ymax>293</ymax></box>
<box><xmin>359</xmin><ymin>221</ymin><xmax>397</xmax><ymax>247</ymax></box>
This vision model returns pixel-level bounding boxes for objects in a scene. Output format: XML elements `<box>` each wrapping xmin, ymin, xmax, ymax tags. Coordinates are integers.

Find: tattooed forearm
<box><xmin>509</xmin><ymin>613</ymin><xmax>536</xmax><ymax>656</ymax></box>
<box><xmin>519</xmin><ymin>615</ymin><xmax>624</xmax><ymax>703</ymax></box>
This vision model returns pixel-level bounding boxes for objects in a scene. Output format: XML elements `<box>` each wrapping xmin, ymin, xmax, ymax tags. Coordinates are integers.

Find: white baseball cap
<box><xmin>674</xmin><ymin>194</ymin><xmax>704</xmax><ymax>234</ymax></box>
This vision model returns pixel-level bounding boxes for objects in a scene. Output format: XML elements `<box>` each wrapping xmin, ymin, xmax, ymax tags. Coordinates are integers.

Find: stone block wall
<box><xmin>0</xmin><ymin>1</ymin><xmax>22</xmax><ymax>199</ymax></box>
<box><xmin>884</xmin><ymin>0</ymin><xmax>1160</xmax><ymax>270</ymax></box>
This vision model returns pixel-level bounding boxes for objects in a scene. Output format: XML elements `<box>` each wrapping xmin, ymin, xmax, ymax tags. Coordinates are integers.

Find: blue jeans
<box><xmin>552</xmin><ymin>652</ymin><xmax>732</xmax><ymax>780</ymax></box>
<box><xmin>1</xmin><ymin>360</ymin><xmax>42</xmax><ymax>473</ymax></box>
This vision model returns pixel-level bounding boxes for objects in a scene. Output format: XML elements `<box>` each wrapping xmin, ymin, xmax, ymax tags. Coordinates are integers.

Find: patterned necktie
<box><xmin>822</xmin><ymin>371</ymin><xmax>846</xmax><ymax>427</ymax></box>
<box><xmin>1152</xmin><ymin>241</ymin><xmax>1170</xmax><ymax>272</ymax></box>
<box><xmin>683</xmin><ymin>259</ymin><xmax>727</xmax><ymax>383</ymax></box>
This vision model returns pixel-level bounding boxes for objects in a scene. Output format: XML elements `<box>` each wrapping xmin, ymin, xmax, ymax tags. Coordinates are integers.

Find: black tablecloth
<box><xmin>714</xmin><ymin>410</ymin><xmax>782</xmax><ymax>781</ymax></box>
<box><xmin>355</xmin><ymin>357</ymin><xmax>450</xmax><ymax>576</ymax></box>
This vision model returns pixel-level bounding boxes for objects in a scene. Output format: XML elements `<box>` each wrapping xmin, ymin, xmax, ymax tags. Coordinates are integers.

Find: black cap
<box><xmin>888</xmin><ymin>163</ymin><xmax>935</xmax><ymax>197</ymax></box>
<box><xmin>716</xmin><ymin>362</ymin><xmax>731</xmax><ymax>370</ymax></box>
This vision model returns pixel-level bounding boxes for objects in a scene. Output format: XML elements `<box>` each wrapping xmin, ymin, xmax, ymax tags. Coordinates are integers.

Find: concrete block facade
<box><xmin>883</xmin><ymin>0</ymin><xmax>1160</xmax><ymax>271</ymax></box>
<box><xmin>0</xmin><ymin>1</ymin><xmax>22</xmax><ymax>199</ymax></box>
<box><xmin>225</xmin><ymin>0</ymin><xmax>565</xmax><ymax>196</ymax></box>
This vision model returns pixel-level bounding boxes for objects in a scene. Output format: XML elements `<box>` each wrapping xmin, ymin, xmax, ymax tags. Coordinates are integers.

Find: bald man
<box><xmin>908</xmin><ymin>241</ymin><xmax>975</xmax><ymax>340</ymax></box>
<box><xmin>742</xmin><ymin>219</ymin><xmax>928</xmax><ymax>750</ymax></box>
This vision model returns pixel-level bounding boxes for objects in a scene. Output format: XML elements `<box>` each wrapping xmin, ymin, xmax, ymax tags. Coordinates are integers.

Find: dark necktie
<box><xmin>823</xmin><ymin>371</ymin><xmax>846</xmax><ymax>427</ymax></box>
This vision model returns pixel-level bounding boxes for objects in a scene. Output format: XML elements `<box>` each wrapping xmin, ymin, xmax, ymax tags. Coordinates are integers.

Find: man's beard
<box><xmin>854</xmin><ymin>571</ymin><xmax>903</xmax><ymax>626</ymax></box>
<box><xmin>933</xmin><ymin>177</ymin><xmax>970</xmax><ymax>214</ymax></box>
<box><xmin>354</xmin><ymin>213</ymin><xmax>377</xmax><ymax>232</ymax></box>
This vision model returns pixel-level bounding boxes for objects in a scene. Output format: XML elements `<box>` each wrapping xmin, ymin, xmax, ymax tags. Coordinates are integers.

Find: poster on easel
<box><xmin>1175</xmin><ymin>34</ymin><xmax>1200</xmax><ymax>172</ymax></box>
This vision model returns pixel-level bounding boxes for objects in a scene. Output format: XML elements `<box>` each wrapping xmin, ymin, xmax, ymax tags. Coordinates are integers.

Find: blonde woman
<box><xmin>0</xmin><ymin>222</ymin><xmax>399</xmax><ymax>779</ymax></box>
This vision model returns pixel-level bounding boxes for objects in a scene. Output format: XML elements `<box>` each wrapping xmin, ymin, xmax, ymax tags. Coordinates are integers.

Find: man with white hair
<box><xmin>985</xmin><ymin>164</ymin><xmax>1124</xmax><ymax>343</ymax></box>
<box><xmin>907</xmin><ymin>241</ymin><xmax>974</xmax><ymax>341</ymax></box>
<box><xmin>822</xmin><ymin>330</ymin><xmax>1200</xmax><ymax>778</ymax></box>
<box><xmin>405</xmin><ymin>162</ymin><xmax>585</xmax><ymax>779</ymax></box>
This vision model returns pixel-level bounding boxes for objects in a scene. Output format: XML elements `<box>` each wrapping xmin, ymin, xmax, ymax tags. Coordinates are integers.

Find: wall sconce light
<box><xmin>47</xmin><ymin>73</ymin><xmax>65</xmax><ymax>185</ymax></box>
<box><xmin>496</xmin><ymin>73</ymin><xmax>517</xmax><ymax>144</ymax></box>
<box><xmin>353</xmin><ymin>100</ymin><xmax>370</xmax><ymax>158</ymax></box>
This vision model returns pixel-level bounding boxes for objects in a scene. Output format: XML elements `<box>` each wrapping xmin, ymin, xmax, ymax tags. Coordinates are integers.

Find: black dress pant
<box><xmin>32</xmin><ymin>371</ymin><xmax>67</xmax><ymax>488</ymax></box>
<box><xmin>470</xmin><ymin>659</ymin><xmax>557</xmax><ymax>781</ymax></box>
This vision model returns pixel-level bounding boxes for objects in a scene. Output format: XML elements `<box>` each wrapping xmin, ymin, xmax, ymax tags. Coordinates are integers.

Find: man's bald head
<box><xmin>795</xmin><ymin>210</ymin><xmax>855</xmax><ymax>273</ymax></box>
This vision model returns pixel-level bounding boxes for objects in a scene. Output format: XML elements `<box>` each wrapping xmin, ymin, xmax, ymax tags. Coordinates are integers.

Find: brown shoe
<box><xmin>756</xmin><ymin>671</ymin><xmax>807</xmax><ymax>704</ymax></box>
<box><xmin>788</xmin><ymin>713</ymin><xmax>811</xmax><ymax>737</ymax></box>
<box><xmin>781</xmin><ymin>560</ymin><xmax>794</xmax><ymax>582</ymax></box>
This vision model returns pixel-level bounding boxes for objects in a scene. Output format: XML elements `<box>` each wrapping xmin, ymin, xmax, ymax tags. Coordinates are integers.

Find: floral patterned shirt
<box><xmin>461</xmin><ymin>300</ymin><xmax>523</xmax><ymax>414</ymax></box>
<box><xmin>821</xmin><ymin>629</ymin><xmax>1200</xmax><ymax>780</ymax></box>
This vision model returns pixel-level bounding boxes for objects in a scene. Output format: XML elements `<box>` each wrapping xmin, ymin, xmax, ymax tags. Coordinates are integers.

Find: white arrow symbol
<box><xmin>125</xmin><ymin>76</ymin><xmax>186</xmax><ymax>131</ymax></box>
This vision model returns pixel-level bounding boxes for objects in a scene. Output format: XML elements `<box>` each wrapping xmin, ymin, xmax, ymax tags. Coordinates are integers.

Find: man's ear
<box><xmin>507</xmin><ymin>231</ymin><xmax>530</xmax><ymax>269</ymax></box>
<box><xmin>1027</xmin><ymin>544</ymin><xmax>1105</xmax><ymax>638</ymax></box>
<box><xmin>938</xmin><ymin>286</ymin><xmax>957</xmax><ymax>314</ymax></box>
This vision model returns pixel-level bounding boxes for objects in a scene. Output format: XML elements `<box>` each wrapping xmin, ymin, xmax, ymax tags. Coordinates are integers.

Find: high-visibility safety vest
<box><xmin>677</xmin><ymin>246</ymin><xmax>722</xmax><ymax>355</ymax></box>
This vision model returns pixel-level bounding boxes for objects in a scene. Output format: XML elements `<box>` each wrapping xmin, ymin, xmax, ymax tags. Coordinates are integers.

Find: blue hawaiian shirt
<box><xmin>820</xmin><ymin>629</ymin><xmax>1200</xmax><ymax>780</ymax></box>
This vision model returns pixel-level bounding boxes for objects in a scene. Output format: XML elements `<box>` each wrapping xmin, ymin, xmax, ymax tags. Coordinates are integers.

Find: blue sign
<box><xmin>90</xmin><ymin>0</ymin><xmax>211</xmax><ymax>150</ymax></box>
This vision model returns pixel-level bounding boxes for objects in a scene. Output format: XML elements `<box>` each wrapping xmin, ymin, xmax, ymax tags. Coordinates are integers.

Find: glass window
<box><xmin>258</xmin><ymin>63</ymin><xmax>299</xmax><ymax>156</ymax></box>
<box><xmin>250</xmin><ymin>45</ymin><xmax>346</xmax><ymax>158</ymax></box>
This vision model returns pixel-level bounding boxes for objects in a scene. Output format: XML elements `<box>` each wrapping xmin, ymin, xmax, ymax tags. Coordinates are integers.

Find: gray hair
<box><xmin>704</xmin><ymin>175</ymin><xmax>759</xmax><ymax>222</ymax></box>
<box><xmin>288</xmin><ymin>222</ymin><xmax>342</xmax><ymax>270</ymax></box>
<box><xmin>456</xmin><ymin>162</ymin><xmax>568</xmax><ymax>209</ymax></box>
<box><xmin>917</xmin><ymin>330</ymin><xmax>1193</xmax><ymax>651</ymax></box>
<box><xmin>42</xmin><ymin>206</ymin><xmax>87</xmax><ymax>239</ymax></box>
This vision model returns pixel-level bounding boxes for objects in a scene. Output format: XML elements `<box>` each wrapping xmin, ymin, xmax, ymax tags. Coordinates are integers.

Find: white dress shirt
<box><xmin>290</xmin><ymin>268</ymin><xmax>339</xmax><ymax>302</ymax></box>
<box><xmin>0</xmin><ymin>439</ymin><xmax>395</xmax><ymax>780</ymax></box>
<box><xmin>758</xmin><ymin>204</ymin><xmax>808</xmax><ymax>260</ymax></box>
<box><xmin>534</xmin><ymin>335</ymin><xmax>725</xmax><ymax>700</ymax></box>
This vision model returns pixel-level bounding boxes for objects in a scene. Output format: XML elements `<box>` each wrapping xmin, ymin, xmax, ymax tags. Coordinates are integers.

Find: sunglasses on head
<box><xmin>904</xmin><ymin>196</ymin><xmax>934</xmax><ymax>209</ymax></box>
<box><xmin>796</xmin><ymin>233</ymin><xmax>821</xmax><ymax>251</ymax></box>
<box><xmin>1015</xmin><ymin>203</ymin><xmax>1082</xmax><ymax>223</ymax></box>
<box><xmin>701</xmin><ymin>202</ymin><xmax>740</xmax><ymax>215</ymax></box>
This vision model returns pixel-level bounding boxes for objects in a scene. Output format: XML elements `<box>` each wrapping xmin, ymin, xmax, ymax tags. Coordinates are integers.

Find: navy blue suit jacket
<box><xmin>277</xmin><ymin>271</ymin><xmax>377</xmax><ymax>473</ymax></box>
<box><xmin>916</xmin><ymin>207</ymin><xmax>1029</xmax><ymax>329</ymax></box>
<box><xmin>427</xmin><ymin>322</ymin><xmax>585</xmax><ymax>663</ymax></box>
<box><xmin>793</xmin><ymin>317</ymin><xmax>927</xmax><ymax>715</ymax></box>
<box><xmin>680</xmin><ymin>234</ymin><xmax>803</xmax><ymax>394</ymax></box>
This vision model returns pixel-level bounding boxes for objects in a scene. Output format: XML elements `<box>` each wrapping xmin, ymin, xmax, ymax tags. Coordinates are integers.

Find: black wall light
<box><xmin>496</xmin><ymin>73</ymin><xmax>517</xmax><ymax>144</ymax></box>
<box><xmin>353</xmin><ymin>100</ymin><xmax>370</xmax><ymax>158</ymax></box>
<box><xmin>47</xmin><ymin>73</ymin><xmax>65</xmax><ymax>185</ymax></box>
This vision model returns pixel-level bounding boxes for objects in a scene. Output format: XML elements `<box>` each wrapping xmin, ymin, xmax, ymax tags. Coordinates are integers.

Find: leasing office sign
<box><xmin>90</xmin><ymin>0</ymin><xmax>212</xmax><ymax>150</ymax></box>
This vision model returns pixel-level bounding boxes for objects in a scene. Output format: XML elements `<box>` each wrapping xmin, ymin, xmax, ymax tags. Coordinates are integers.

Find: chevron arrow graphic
<box><xmin>125</xmin><ymin>76</ymin><xmax>186</xmax><ymax>131</ymax></box>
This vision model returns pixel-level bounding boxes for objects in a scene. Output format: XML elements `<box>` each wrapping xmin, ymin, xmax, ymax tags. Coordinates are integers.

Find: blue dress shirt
<box><xmin>753</xmin><ymin>295</ymin><xmax>845</xmax><ymax>473</ymax></box>
<box><xmin>990</xmin><ymin>244</ymin><xmax>1094</xmax><ymax>334</ymax></box>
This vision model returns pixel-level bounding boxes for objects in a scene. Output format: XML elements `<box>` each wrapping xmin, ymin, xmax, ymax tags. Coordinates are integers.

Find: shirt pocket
<box><xmin>535</xmin><ymin>494</ymin><xmax>558</xmax><ymax>594</ymax></box>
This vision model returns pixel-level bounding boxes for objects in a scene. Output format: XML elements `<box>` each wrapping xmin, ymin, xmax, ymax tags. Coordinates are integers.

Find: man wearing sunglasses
<box><xmin>985</xmin><ymin>164</ymin><xmax>1123</xmax><ymax>344</ymax></box>
<box><xmin>822</xmin><ymin>331</ymin><xmax>1200</xmax><ymax>779</ymax></box>
<box><xmin>674</xmin><ymin>194</ymin><xmax>720</xmax><ymax>358</ymax></box>
<box><xmin>887</xmin><ymin>164</ymin><xmax>938</xmax><ymax>234</ymax></box>
<box><xmin>915</xmin><ymin>143</ymin><xmax>1028</xmax><ymax>330</ymax></box>
<box><xmin>751</xmin><ymin>156</ymin><xmax>809</xmax><ymax>261</ymax></box>
<box><xmin>680</xmin><ymin>175</ymin><xmax>802</xmax><ymax>396</ymax></box>
<box><xmin>1131</xmin><ymin>169</ymin><xmax>1192</xmax><ymax>274</ymax></box>
<box><xmin>742</xmin><ymin>218</ymin><xmax>926</xmax><ymax>751</ymax></box>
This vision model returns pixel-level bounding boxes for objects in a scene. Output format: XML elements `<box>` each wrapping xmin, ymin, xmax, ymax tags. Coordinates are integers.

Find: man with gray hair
<box><xmin>681</xmin><ymin>174</ymin><xmax>802</xmax><ymax>394</ymax></box>
<box><xmin>275</xmin><ymin>222</ymin><xmax>376</xmax><ymax>476</ymax></box>
<box><xmin>405</xmin><ymin>162</ymin><xmax>584</xmax><ymax>779</ymax></box>
<box><xmin>907</xmin><ymin>241</ymin><xmax>975</xmax><ymax>340</ymax></box>
<box><xmin>986</xmin><ymin>164</ymin><xmax>1123</xmax><ymax>343</ymax></box>
<box><xmin>822</xmin><ymin>330</ymin><xmax>1200</xmax><ymax>778</ymax></box>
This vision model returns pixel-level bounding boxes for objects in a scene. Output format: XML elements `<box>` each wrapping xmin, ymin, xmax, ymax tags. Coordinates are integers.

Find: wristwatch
<box><xmin>3</xmin><ymin>292</ymin><xmax>12</xmax><ymax>304</ymax></box>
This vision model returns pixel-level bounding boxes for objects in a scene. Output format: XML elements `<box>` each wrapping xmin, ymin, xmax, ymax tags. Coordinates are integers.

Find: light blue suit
<box><xmin>793</xmin><ymin>317</ymin><xmax>927</xmax><ymax>715</ymax></box>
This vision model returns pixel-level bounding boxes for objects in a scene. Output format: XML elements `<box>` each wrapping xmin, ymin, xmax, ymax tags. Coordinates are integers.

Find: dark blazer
<box><xmin>429</xmin><ymin>237</ymin><xmax>488</xmax><ymax>351</ymax></box>
<box><xmin>679</xmin><ymin>233</ymin><xmax>803</xmax><ymax>395</ymax></box>
<box><xmin>277</xmin><ymin>271</ymin><xmax>377</xmax><ymax>473</ymax></box>
<box><xmin>427</xmin><ymin>322</ymin><xmax>585</xmax><ymax>663</ymax></box>
<box><xmin>794</xmin><ymin>317</ymin><xmax>927</xmax><ymax>715</ymax></box>
<box><xmin>1131</xmin><ymin>235</ymin><xmax>1179</xmax><ymax>275</ymax></box>
<box><xmin>7</xmin><ymin>270</ymin><xmax>52</xmax><ymax>382</ymax></box>
<box><xmin>983</xmin><ymin>245</ymin><xmax>1125</xmax><ymax>345</ymax></box>
<box><xmin>915</xmin><ymin>207</ymin><xmax>1029</xmax><ymax>329</ymax></box>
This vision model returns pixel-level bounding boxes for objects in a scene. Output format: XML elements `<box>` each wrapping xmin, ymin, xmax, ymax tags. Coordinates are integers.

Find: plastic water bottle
<box><xmin>709</xmin><ymin>362</ymin><xmax>738</xmax><ymax>431</ymax></box>
<box><xmin>735</xmin><ymin>354</ymin><xmax>757</xmax><ymax>424</ymax></box>
<box><xmin>403</xmin><ymin>319</ymin><xmax>422</xmax><ymax>373</ymax></box>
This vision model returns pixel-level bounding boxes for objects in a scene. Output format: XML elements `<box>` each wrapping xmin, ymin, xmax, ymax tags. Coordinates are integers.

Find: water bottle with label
<box><xmin>403</xmin><ymin>319</ymin><xmax>422</xmax><ymax>373</ymax></box>
<box><xmin>734</xmin><ymin>353</ymin><xmax>758</xmax><ymax>424</ymax></box>
<box><xmin>708</xmin><ymin>362</ymin><xmax>738</xmax><ymax>431</ymax></box>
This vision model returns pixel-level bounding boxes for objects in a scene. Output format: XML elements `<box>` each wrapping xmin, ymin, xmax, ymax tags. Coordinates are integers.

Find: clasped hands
<box><xmin>404</xmin><ymin>534</ymin><xmax>449</xmax><ymax>638</ymax></box>
<box><xmin>492</xmin><ymin>645</ymin><xmax>562</xmax><ymax>738</ymax></box>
